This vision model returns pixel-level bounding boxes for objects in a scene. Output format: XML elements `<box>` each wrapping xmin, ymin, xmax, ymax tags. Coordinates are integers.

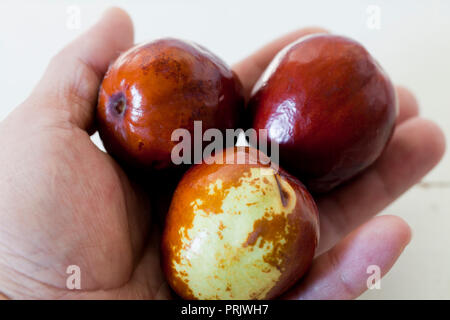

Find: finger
<box><xmin>24</xmin><ymin>7</ymin><xmax>134</xmax><ymax>132</ymax></box>
<box><xmin>316</xmin><ymin>118</ymin><xmax>445</xmax><ymax>254</ymax></box>
<box><xmin>282</xmin><ymin>215</ymin><xmax>411</xmax><ymax>300</ymax></box>
<box><xmin>396</xmin><ymin>86</ymin><xmax>420</xmax><ymax>125</ymax></box>
<box><xmin>232</xmin><ymin>27</ymin><xmax>328</xmax><ymax>100</ymax></box>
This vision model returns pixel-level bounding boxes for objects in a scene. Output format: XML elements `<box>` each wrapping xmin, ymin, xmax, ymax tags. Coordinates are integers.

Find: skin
<box><xmin>97</xmin><ymin>38</ymin><xmax>244</xmax><ymax>170</ymax></box>
<box><xmin>162</xmin><ymin>147</ymin><xmax>319</xmax><ymax>299</ymax></box>
<box><xmin>0</xmin><ymin>8</ymin><xmax>446</xmax><ymax>299</ymax></box>
<box><xmin>249</xmin><ymin>34</ymin><xmax>397</xmax><ymax>193</ymax></box>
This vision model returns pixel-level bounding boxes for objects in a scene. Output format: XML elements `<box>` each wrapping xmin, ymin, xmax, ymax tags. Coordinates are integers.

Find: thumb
<box><xmin>24</xmin><ymin>7</ymin><xmax>134</xmax><ymax>132</ymax></box>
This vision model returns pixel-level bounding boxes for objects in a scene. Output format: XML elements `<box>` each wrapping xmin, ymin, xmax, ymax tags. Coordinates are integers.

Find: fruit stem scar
<box><xmin>274</xmin><ymin>173</ymin><xmax>289</xmax><ymax>207</ymax></box>
<box><xmin>108</xmin><ymin>92</ymin><xmax>127</xmax><ymax>116</ymax></box>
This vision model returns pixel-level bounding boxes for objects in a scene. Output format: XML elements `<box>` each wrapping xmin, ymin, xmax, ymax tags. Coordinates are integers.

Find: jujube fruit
<box><xmin>97</xmin><ymin>38</ymin><xmax>244</xmax><ymax>170</ymax></box>
<box><xmin>248</xmin><ymin>34</ymin><xmax>397</xmax><ymax>193</ymax></box>
<box><xmin>161</xmin><ymin>147</ymin><xmax>320</xmax><ymax>300</ymax></box>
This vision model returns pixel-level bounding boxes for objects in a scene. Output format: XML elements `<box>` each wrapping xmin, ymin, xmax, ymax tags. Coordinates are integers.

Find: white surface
<box><xmin>0</xmin><ymin>0</ymin><xmax>449</xmax><ymax>299</ymax></box>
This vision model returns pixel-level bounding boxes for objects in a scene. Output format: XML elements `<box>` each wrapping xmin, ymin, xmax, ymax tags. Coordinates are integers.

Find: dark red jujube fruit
<box><xmin>248</xmin><ymin>34</ymin><xmax>397</xmax><ymax>193</ymax></box>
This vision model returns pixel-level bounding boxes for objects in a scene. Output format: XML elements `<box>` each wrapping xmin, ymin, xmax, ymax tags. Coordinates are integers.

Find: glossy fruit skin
<box><xmin>97</xmin><ymin>38</ymin><xmax>244</xmax><ymax>170</ymax></box>
<box><xmin>248</xmin><ymin>34</ymin><xmax>397</xmax><ymax>193</ymax></box>
<box><xmin>161</xmin><ymin>147</ymin><xmax>319</xmax><ymax>300</ymax></box>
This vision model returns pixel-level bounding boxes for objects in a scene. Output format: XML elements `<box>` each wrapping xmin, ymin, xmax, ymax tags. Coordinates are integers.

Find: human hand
<box><xmin>0</xmin><ymin>8</ymin><xmax>166</xmax><ymax>299</ymax></box>
<box><xmin>0</xmin><ymin>8</ymin><xmax>445</xmax><ymax>300</ymax></box>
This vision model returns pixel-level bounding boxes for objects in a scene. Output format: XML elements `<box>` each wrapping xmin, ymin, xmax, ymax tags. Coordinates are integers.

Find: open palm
<box><xmin>0</xmin><ymin>8</ymin><xmax>445</xmax><ymax>300</ymax></box>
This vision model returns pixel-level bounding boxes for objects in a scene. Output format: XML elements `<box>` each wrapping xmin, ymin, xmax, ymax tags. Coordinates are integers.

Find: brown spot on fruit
<box><xmin>274</xmin><ymin>173</ymin><xmax>290</xmax><ymax>207</ymax></box>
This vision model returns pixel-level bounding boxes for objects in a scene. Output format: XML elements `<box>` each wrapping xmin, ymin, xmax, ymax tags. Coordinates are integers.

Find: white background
<box><xmin>0</xmin><ymin>0</ymin><xmax>449</xmax><ymax>299</ymax></box>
